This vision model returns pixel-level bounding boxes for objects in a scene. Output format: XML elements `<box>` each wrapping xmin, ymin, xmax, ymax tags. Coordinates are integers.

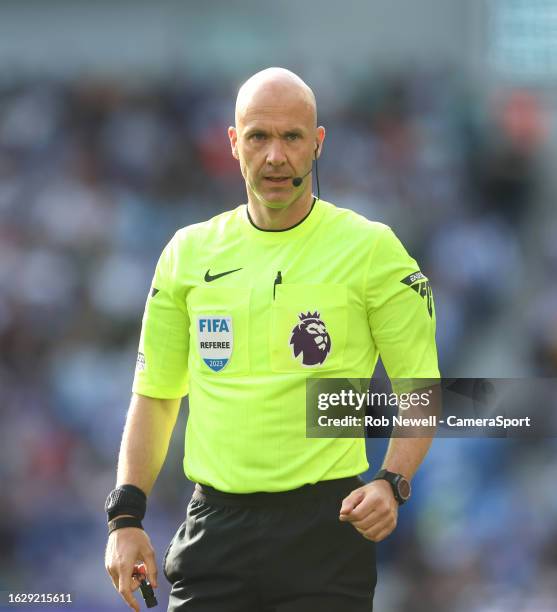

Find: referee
<box><xmin>104</xmin><ymin>68</ymin><xmax>440</xmax><ymax>612</ymax></box>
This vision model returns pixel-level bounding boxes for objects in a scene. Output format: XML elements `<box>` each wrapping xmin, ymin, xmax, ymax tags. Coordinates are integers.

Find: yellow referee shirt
<box><xmin>132</xmin><ymin>199</ymin><xmax>440</xmax><ymax>492</ymax></box>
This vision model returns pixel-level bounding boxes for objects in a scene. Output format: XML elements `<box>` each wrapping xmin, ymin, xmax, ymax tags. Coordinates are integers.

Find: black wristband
<box><xmin>108</xmin><ymin>516</ymin><xmax>144</xmax><ymax>536</ymax></box>
<box><xmin>105</xmin><ymin>485</ymin><xmax>147</xmax><ymax>521</ymax></box>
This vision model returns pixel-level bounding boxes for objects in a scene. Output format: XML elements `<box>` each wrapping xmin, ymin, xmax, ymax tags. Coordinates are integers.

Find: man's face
<box><xmin>229</xmin><ymin>88</ymin><xmax>324</xmax><ymax>209</ymax></box>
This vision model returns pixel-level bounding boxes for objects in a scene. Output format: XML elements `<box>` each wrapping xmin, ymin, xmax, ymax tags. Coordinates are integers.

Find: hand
<box><xmin>105</xmin><ymin>524</ymin><xmax>158</xmax><ymax>612</ymax></box>
<box><xmin>339</xmin><ymin>480</ymin><xmax>398</xmax><ymax>542</ymax></box>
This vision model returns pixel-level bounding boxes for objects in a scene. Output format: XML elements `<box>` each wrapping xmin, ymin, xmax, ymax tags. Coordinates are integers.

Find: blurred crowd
<box><xmin>0</xmin><ymin>71</ymin><xmax>556</xmax><ymax>610</ymax></box>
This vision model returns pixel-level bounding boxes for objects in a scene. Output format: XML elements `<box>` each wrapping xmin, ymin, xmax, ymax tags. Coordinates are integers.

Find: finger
<box><xmin>118</xmin><ymin>568</ymin><xmax>140</xmax><ymax>612</ymax></box>
<box><xmin>105</xmin><ymin>544</ymin><xmax>120</xmax><ymax>590</ymax></box>
<box><xmin>364</xmin><ymin>525</ymin><xmax>395</xmax><ymax>542</ymax></box>
<box><xmin>130</xmin><ymin>575</ymin><xmax>141</xmax><ymax>593</ymax></box>
<box><xmin>339</xmin><ymin>488</ymin><xmax>365</xmax><ymax>516</ymax></box>
<box><xmin>342</xmin><ymin>494</ymin><xmax>381</xmax><ymax>522</ymax></box>
<box><xmin>358</xmin><ymin>517</ymin><xmax>396</xmax><ymax>542</ymax></box>
<box><xmin>106</xmin><ymin>565</ymin><xmax>119</xmax><ymax>591</ymax></box>
<box><xmin>355</xmin><ymin>511</ymin><xmax>392</xmax><ymax>532</ymax></box>
<box><xmin>352</xmin><ymin>499</ymin><xmax>384</xmax><ymax>522</ymax></box>
<box><xmin>352</xmin><ymin>485</ymin><xmax>400</xmax><ymax>521</ymax></box>
<box><xmin>350</xmin><ymin>501</ymin><xmax>395</xmax><ymax>528</ymax></box>
<box><xmin>141</xmin><ymin>550</ymin><xmax>159</xmax><ymax>588</ymax></box>
<box><xmin>351</xmin><ymin>511</ymin><xmax>383</xmax><ymax>531</ymax></box>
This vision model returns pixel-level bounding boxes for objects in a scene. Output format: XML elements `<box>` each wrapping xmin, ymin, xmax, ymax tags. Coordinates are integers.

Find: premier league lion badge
<box><xmin>290</xmin><ymin>311</ymin><xmax>332</xmax><ymax>366</ymax></box>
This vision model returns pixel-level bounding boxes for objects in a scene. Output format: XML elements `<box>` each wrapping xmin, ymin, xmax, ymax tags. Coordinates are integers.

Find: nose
<box><xmin>266</xmin><ymin>138</ymin><xmax>287</xmax><ymax>166</ymax></box>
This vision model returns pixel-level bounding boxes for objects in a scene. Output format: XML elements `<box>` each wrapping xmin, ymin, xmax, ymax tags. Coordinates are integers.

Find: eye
<box><xmin>285</xmin><ymin>133</ymin><xmax>300</xmax><ymax>141</ymax></box>
<box><xmin>249</xmin><ymin>132</ymin><xmax>266</xmax><ymax>141</ymax></box>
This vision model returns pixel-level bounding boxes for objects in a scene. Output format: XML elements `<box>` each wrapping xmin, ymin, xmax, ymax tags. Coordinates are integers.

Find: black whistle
<box><xmin>138</xmin><ymin>577</ymin><xmax>158</xmax><ymax>608</ymax></box>
<box><xmin>133</xmin><ymin>570</ymin><xmax>158</xmax><ymax>608</ymax></box>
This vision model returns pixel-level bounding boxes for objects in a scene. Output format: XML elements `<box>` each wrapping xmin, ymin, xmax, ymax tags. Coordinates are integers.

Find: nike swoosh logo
<box><xmin>204</xmin><ymin>268</ymin><xmax>243</xmax><ymax>282</ymax></box>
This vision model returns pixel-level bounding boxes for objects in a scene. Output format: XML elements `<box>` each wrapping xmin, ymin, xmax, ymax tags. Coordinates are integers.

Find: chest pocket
<box><xmin>270</xmin><ymin>284</ymin><xmax>347</xmax><ymax>373</ymax></box>
<box><xmin>188</xmin><ymin>286</ymin><xmax>251</xmax><ymax>376</ymax></box>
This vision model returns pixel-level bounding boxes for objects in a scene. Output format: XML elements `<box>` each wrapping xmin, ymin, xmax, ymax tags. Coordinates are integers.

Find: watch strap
<box><xmin>371</xmin><ymin>469</ymin><xmax>410</xmax><ymax>505</ymax></box>
<box><xmin>372</xmin><ymin>469</ymin><xmax>390</xmax><ymax>482</ymax></box>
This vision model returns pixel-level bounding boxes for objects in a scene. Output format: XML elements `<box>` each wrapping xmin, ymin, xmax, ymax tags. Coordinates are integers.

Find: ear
<box><xmin>228</xmin><ymin>126</ymin><xmax>239</xmax><ymax>160</ymax></box>
<box><xmin>315</xmin><ymin>125</ymin><xmax>326</xmax><ymax>158</ymax></box>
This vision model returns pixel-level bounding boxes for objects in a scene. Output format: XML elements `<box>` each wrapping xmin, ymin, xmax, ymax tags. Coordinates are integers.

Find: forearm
<box><xmin>380</xmin><ymin>435</ymin><xmax>433</xmax><ymax>481</ymax></box>
<box><xmin>115</xmin><ymin>392</ymin><xmax>182</xmax><ymax>496</ymax></box>
<box><xmin>380</xmin><ymin>384</ymin><xmax>441</xmax><ymax>480</ymax></box>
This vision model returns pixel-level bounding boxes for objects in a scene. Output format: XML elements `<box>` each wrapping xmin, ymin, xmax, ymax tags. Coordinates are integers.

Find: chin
<box><xmin>256</xmin><ymin>189</ymin><xmax>292</xmax><ymax>209</ymax></box>
<box><xmin>262</xmin><ymin>198</ymin><xmax>291</xmax><ymax>210</ymax></box>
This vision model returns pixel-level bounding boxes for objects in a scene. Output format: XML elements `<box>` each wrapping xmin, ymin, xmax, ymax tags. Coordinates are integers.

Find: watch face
<box><xmin>397</xmin><ymin>478</ymin><xmax>411</xmax><ymax>500</ymax></box>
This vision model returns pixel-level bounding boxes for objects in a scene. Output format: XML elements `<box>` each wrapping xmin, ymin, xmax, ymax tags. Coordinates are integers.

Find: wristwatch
<box><xmin>371</xmin><ymin>469</ymin><xmax>411</xmax><ymax>505</ymax></box>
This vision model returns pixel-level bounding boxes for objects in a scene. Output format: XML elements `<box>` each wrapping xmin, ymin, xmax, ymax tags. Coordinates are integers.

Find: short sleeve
<box><xmin>132</xmin><ymin>233</ymin><xmax>190</xmax><ymax>398</ymax></box>
<box><xmin>366</xmin><ymin>226</ymin><xmax>440</xmax><ymax>388</ymax></box>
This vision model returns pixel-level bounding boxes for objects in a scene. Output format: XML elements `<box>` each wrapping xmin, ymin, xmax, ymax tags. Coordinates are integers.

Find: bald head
<box><xmin>235</xmin><ymin>67</ymin><xmax>317</xmax><ymax>128</ymax></box>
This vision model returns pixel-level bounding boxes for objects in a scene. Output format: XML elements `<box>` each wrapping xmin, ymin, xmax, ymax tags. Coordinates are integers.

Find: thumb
<box><xmin>339</xmin><ymin>488</ymin><xmax>365</xmax><ymax>517</ymax></box>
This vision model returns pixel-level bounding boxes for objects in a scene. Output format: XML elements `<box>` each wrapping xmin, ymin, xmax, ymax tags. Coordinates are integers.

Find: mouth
<box><xmin>264</xmin><ymin>176</ymin><xmax>291</xmax><ymax>185</ymax></box>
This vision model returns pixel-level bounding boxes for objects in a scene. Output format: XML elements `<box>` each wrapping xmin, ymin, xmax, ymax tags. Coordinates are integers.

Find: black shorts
<box><xmin>163</xmin><ymin>476</ymin><xmax>377</xmax><ymax>612</ymax></box>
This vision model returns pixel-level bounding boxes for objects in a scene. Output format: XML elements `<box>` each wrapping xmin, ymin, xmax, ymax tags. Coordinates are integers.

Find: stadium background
<box><xmin>1</xmin><ymin>1</ymin><xmax>556</xmax><ymax>610</ymax></box>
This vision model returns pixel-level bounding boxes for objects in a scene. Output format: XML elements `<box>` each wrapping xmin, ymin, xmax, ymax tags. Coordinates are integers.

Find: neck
<box><xmin>247</xmin><ymin>188</ymin><xmax>315</xmax><ymax>230</ymax></box>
